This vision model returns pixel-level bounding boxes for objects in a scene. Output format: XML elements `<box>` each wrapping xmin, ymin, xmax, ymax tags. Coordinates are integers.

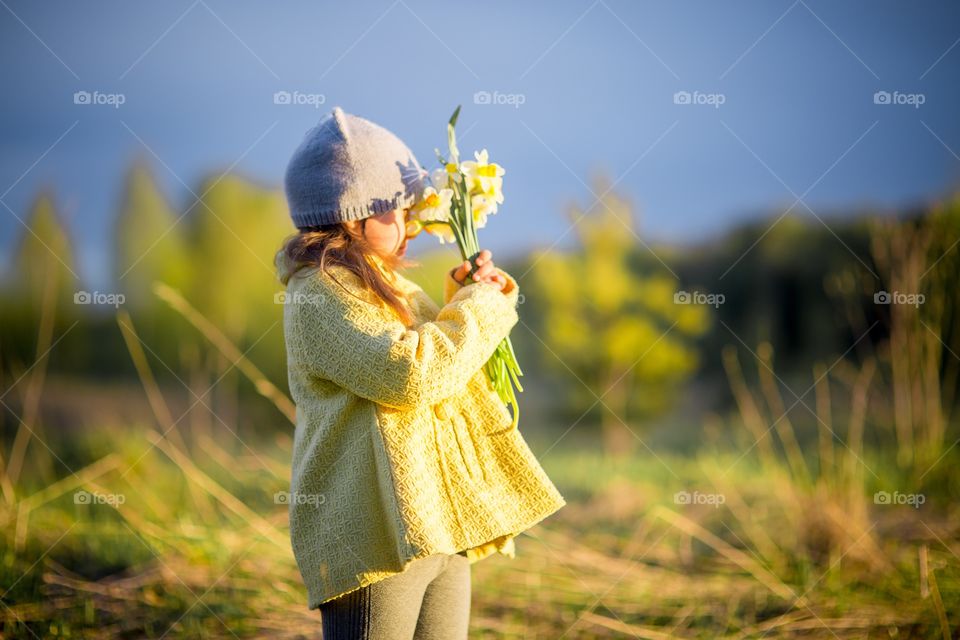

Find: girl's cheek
<box><xmin>394</xmin><ymin>221</ymin><xmax>404</xmax><ymax>246</ymax></box>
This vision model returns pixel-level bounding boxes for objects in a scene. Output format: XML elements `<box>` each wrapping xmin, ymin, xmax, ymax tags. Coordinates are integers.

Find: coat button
<box><xmin>433</xmin><ymin>403</ymin><xmax>448</xmax><ymax>420</ymax></box>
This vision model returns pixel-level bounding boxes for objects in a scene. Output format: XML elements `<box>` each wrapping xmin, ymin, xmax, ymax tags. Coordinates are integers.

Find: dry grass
<box><xmin>3</xmin><ymin>426</ymin><xmax>956</xmax><ymax>639</ymax></box>
<box><xmin>1</xmin><ymin>283</ymin><xmax>957</xmax><ymax>638</ymax></box>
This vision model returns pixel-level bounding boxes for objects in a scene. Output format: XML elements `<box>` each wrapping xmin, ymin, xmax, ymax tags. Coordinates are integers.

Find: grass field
<box><xmin>1</xmin><ymin>417</ymin><xmax>956</xmax><ymax>639</ymax></box>
<box><xmin>2</xmin><ymin>255</ymin><xmax>958</xmax><ymax>638</ymax></box>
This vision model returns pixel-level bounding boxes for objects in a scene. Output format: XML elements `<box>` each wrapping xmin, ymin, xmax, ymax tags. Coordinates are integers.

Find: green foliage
<box><xmin>525</xmin><ymin>176</ymin><xmax>709</xmax><ymax>436</ymax></box>
<box><xmin>673</xmin><ymin>208</ymin><xmax>876</xmax><ymax>385</ymax></box>
<box><xmin>8</xmin><ymin>191</ymin><xmax>78</xmax><ymax>311</ymax></box>
<box><xmin>187</xmin><ymin>174</ymin><xmax>289</xmax><ymax>341</ymax></box>
<box><xmin>114</xmin><ymin>160</ymin><xmax>191</xmax><ymax>310</ymax></box>
<box><xmin>180</xmin><ymin>173</ymin><xmax>291</xmax><ymax>382</ymax></box>
<box><xmin>111</xmin><ymin>166</ymin><xmax>293</xmax><ymax>382</ymax></box>
<box><xmin>0</xmin><ymin>193</ymin><xmax>81</xmax><ymax>371</ymax></box>
<box><xmin>113</xmin><ymin>162</ymin><xmax>195</xmax><ymax>364</ymax></box>
<box><xmin>0</xmin><ymin>163</ymin><xmax>297</xmax><ymax>387</ymax></box>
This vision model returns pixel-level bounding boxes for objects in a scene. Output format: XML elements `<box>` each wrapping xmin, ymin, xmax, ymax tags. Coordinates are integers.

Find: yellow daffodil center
<box><xmin>424</xmin><ymin>193</ymin><xmax>440</xmax><ymax>207</ymax></box>
<box><xmin>445</xmin><ymin>163</ymin><xmax>458</xmax><ymax>174</ymax></box>
<box><xmin>477</xmin><ymin>165</ymin><xmax>498</xmax><ymax>178</ymax></box>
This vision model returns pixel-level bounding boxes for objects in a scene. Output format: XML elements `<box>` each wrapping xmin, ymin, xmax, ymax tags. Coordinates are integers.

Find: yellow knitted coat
<box><xmin>282</xmin><ymin>256</ymin><xmax>567</xmax><ymax>609</ymax></box>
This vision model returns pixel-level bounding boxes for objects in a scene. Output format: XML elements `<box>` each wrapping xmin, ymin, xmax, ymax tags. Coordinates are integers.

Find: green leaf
<box><xmin>446</xmin><ymin>105</ymin><xmax>461</xmax><ymax>164</ymax></box>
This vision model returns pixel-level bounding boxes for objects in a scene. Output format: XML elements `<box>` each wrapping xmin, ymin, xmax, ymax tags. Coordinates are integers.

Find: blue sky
<box><xmin>2</xmin><ymin>0</ymin><xmax>959</xmax><ymax>289</ymax></box>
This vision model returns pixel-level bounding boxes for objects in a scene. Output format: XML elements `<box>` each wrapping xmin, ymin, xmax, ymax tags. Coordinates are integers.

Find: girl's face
<box><xmin>359</xmin><ymin>208</ymin><xmax>410</xmax><ymax>257</ymax></box>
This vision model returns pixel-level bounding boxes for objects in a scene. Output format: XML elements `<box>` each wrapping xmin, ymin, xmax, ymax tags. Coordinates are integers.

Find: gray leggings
<box><xmin>319</xmin><ymin>552</ymin><xmax>471</xmax><ymax>639</ymax></box>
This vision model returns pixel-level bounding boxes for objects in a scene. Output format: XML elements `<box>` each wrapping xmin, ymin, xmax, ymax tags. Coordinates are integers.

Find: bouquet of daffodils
<box><xmin>405</xmin><ymin>105</ymin><xmax>523</xmax><ymax>430</ymax></box>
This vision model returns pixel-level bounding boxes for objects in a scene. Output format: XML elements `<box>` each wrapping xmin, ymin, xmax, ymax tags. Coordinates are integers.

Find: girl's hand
<box><xmin>453</xmin><ymin>249</ymin><xmax>506</xmax><ymax>291</ymax></box>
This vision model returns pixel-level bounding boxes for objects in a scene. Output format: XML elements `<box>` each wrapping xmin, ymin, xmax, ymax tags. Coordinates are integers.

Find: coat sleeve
<box><xmin>287</xmin><ymin>266</ymin><xmax>520</xmax><ymax>410</ymax></box>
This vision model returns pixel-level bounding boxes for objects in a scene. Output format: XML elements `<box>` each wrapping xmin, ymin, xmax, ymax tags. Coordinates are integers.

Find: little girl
<box><xmin>276</xmin><ymin>106</ymin><xmax>566</xmax><ymax>639</ymax></box>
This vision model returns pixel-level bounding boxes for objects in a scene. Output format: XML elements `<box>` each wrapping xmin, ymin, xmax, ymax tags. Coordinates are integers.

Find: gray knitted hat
<box><xmin>284</xmin><ymin>106</ymin><xmax>426</xmax><ymax>228</ymax></box>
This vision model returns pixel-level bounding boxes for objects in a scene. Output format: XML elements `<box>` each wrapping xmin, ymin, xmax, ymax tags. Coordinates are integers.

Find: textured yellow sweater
<box><xmin>282</xmin><ymin>255</ymin><xmax>566</xmax><ymax>608</ymax></box>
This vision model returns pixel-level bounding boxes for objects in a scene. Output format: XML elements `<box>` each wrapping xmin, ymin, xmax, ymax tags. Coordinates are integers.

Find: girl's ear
<box><xmin>343</xmin><ymin>219</ymin><xmax>363</xmax><ymax>237</ymax></box>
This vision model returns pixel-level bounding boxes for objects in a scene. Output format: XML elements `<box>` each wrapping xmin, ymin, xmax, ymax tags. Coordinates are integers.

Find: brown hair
<box><xmin>275</xmin><ymin>219</ymin><xmax>417</xmax><ymax>326</ymax></box>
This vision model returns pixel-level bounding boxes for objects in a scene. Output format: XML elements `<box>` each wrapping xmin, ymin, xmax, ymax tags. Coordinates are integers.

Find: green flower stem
<box><xmin>427</xmin><ymin>104</ymin><xmax>522</xmax><ymax>430</ymax></box>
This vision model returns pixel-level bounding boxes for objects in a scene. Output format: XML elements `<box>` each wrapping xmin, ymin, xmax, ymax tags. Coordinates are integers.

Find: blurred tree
<box><xmin>113</xmin><ymin>161</ymin><xmax>193</xmax><ymax>365</ymax></box>
<box><xmin>114</xmin><ymin>160</ymin><xmax>191</xmax><ymax>308</ymax></box>
<box><xmin>2</xmin><ymin>191</ymin><xmax>80</xmax><ymax>375</ymax></box>
<box><xmin>8</xmin><ymin>190</ymin><xmax>78</xmax><ymax>314</ymax></box>
<box><xmin>1</xmin><ymin>192</ymin><xmax>78</xmax><ymax>484</ymax></box>
<box><xmin>526</xmin><ymin>176</ymin><xmax>709</xmax><ymax>458</ymax></box>
<box><xmin>188</xmin><ymin>174</ymin><xmax>289</xmax><ymax>342</ymax></box>
<box><xmin>185</xmin><ymin>174</ymin><xmax>291</xmax><ymax>430</ymax></box>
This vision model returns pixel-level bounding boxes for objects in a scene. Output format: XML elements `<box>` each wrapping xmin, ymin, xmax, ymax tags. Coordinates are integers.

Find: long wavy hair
<box><xmin>275</xmin><ymin>219</ymin><xmax>417</xmax><ymax>326</ymax></box>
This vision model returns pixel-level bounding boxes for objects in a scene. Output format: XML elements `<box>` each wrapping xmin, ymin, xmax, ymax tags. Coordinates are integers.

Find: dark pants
<box><xmin>319</xmin><ymin>552</ymin><xmax>471</xmax><ymax>639</ymax></box>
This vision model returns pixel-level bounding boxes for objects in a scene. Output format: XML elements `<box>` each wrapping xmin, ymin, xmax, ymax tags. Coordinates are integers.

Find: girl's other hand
<box><xmin>453</xmin><ymin>249</ymin><xmax>506</xmax><ymax>291</ymax></box>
